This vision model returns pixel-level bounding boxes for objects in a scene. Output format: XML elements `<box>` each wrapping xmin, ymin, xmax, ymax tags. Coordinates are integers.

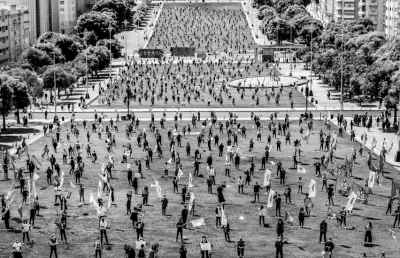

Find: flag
<box><xmin>189</xmin><ymin>218</ymin><xmax>205</xmax><ymax>227</ymax></box>
<box><xmin>323</xmin><ymin>152</ymin><xmax>330</xmax><ymax>168</ymax></box>
<box><xmin>107</xmin><ymin>189</ymin><xmax>112</xmax><ymax>209</ymax></box>
<box><xmin>225</xmin><ymin>153</ymin><xmax>228</xmax><ymax>162</ymax></box>
<box><xmin>32</xmin><ymin>180</ymin><xmax>37</xmax><ymax>198</ymax></box>
<box><xmin>362</xmin><ymin>132</ymin><xmax>368</xmax><ymax>147</ymax></box>
<box><xmin>263</xmin><ymin>169</ymin><xmax>271</xmax><ymax>186</ymax></box>
<box><xmin>167</xmin><ymin>158</ymin><xmax>172</xmax><ymax>164</ymax></box>
<box><xmin>388</xmin><ymin>141</ymin><xmax>394</xmax><ymax>153</ymax></box>
<box><xmin>97</xmin><ymin>180</ymin><xmax>102</xmax><ymax>198</ymax></box>
<box><xmin>303</xmin><ymin>129</ymin><xmax>310</xmax><ymax>143</ymax></box>
<box><xmin>284</xmin><ymin>211</ymin><xmax>293</xmax><ymax>224</ymax></box>
<box><xmin>6</xmin><ymin>181</ymin><xmax>15</xmax><ymax>200</ymax></box>
<box><xmin>389</xmin><ymin>229</ymin><xmax>397</xmax><ymax>240</ymax></box>
<box><xmin>188</xmin><ymin>172</ymin><xmax>193</xmax><ymax>188</ymax></box>
<box><xmin>221</xmin><ymin>207</ymin><xmax>227</xmax><ymax>226</ymax></box>
<box><xmin>368</xmin><ymin>170</ymin><xmax>376</xmax><ymax>188</ymax></box>
<box><xmin>309</xmin><ymin>179</ymin><xmax>316</xmax><ymax>198</ymax></box>
<box><xmin>239</xmin><ymin>213</ymin><xmax>244</xmax><ymax>220</ymax></box>
<box><xmin>155</xmin><ymin>180</ymin><xmax>162</xmax><ymax>198</ymax></box>
<box><xmin>90</xmin><ymin>192</ymin><xmax>95</xmax><ymax>203</ymax></box>
<box><xmin>269</xmin><ymin>160</ymin><xmax>275</xmax><ymax>166</ymax></box>
<box><xmin>346</xmin><ymin>191</ymin><xmax>357</xmax><ymax>211</ymax></box>
<box><xmin>189</xmin><ymin>192</ymin><xmax>195</xmax><ymax>212</ymax></box>
<box><xmin>127</xmin><ymin>163</ymin><xmax>131</xmax><ymax>169</ymax></box>
<box><xmin>269</xmin><ymin>145</ymin><xmax>273</xmax><ymax>152</ymax></box>
<box><xmin>17</xmin><ymin>204</ymin><xmax>23</xmax><ymax>218</ymax></box>
<box><xmin>32</xmin><ymin>172</ymin><xmax>39</xmax><ymax>181</ymax></box>
<box><xmin>59</xmin><ymin>171</ymin><xmax>65</xmax><ymax>189</ymax></box>
<box><xmin>101</xmin><ymin>163</ymin><xmax>105</xmax><ymax>173</ymax></box>
<box><xmin>371</xmin><ymin>136</ymin><xmax>377</xmax><ymax>150</ymax></box>
<box><xmin>177</xmin><ymin>168</ymin><xmax>183</xmax><ymax>179</ymax></box>
<box><xmin>70</xmin><ymin>181</ymin><xmax>77</xmax><ymax>189</ymax></box>
<box><xmin>297</xmin><ymin>166</ymin><xmax>306</xmax><ymax>174</ymax></box>
<box><xmin>237</xmin><ymin>146</ymin><xmax>243</xmax><ymax>156</ymax></box>
<box><xmin>267</xmin><ymin>190</ymin><xmax>275</xmax><ymax>208</ymax></box>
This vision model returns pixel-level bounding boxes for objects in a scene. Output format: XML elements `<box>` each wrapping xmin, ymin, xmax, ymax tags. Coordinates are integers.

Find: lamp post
<box><xmin>310</xmin><ymin>28</ymin><xmax>314</xmax><ymax>94</ymax></box>
<box><xmin>124</xmin><ymin>19</ymin><xmax>128</xmax><ymax>64</ymax></box>
<box><xmin>84</xmin><ymin>29</ymin><xmax>89</xmax><ymax>99</ymax></box>
<box><xmin>108</xmin><ymin>24</ymin><xmax>113</xmax><ymax>78</ymax></box>
<box><xmin>137</xmin><ymin>18</ymin><xmax>140</xmax><ymax>50</ymax></box>
<box><xmin>340</xmin><ymin>0</ymin><xmax>344</xmax><ymax>116</ymax></box>
<box><xmin>53</xmin><ymin>53</ymin><xmax>57</xmax><ymax>121</ymax></box>
<box><xmin>126</xmin><ymin>87</ymin><xmax>131</xmax><ymax>116</ymax></box>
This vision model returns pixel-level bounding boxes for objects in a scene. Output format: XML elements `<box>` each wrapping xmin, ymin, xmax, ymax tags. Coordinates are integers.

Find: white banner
<box><xmin>346</xmin><ymin>191</ymin><xmax>357</xmax><ymax>211</ymax></box>
<box><xmin>189</xmin><ymin>192</ymin><xmax>195</xmax><ymax>212</ymax></box>
<box><xmin>155</xmin><ymin>180</ymin><xmax>162</xmax><ymax>198</ymax></box>
<box><xmin>221</xmin><ymin>207</ymin><xmax>227</xmax><ymax>226</ymax></box>
<box><xmin>309</xmin><ymin>179</ymin><xmax>316</xmax><ymax>198</ymax></box>
<box><xmin>297</xmin><ymin>165</ymin><xmax>306</xmax><ymax>174</ymax></box>
<box><xmin>263</xmin><ymin>169</ymin><xmax>271</xmax><ymax>186</ymax></box>
<box><xmin>267</xmin><ymin>190</ymin><xmax>275</xmax><ymax>208</ymax></box>
<box><xmin>188</xmin><ymin>172</ymin><xmax>193</xmax><ymax>188</ymax></box>
<box><xmin>368</xmin><ymin>170</ymin><xmax>376</xmax><ymax>188</ymax></box>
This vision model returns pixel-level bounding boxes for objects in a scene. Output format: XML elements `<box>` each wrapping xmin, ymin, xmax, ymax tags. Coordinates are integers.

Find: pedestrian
<box><xmin>259</xmin><ymin>205</ymin><xmax>266</xmax><ymax>226</ymax></box>
<box><xmin>320</xmin><ymin>219</ymin><xmax>327</xmax><ymax>243</ymax></box>
<box><xmin>223</xmin><ymin>223</ymin><xmax>230</xmax><ymax>242</ymax></box>
<box><xmin>135</xmin><ymin>218</ymin><xmax>145</xmax><ymax>240</ymax></box>
<box><xmin>94</xmin><ymin>237</ymin><xmax>102</xmax><ymax>258</ymax></box>
<box><xmin>99</xmin><ymin>217</ymin><xmax>109</xmax><ymax>245</ymax></box>
<box><xmin>49</xmin><ymin>234</ymin><xmax>58</xmax><ymax>258</ymax></box>
<box><xmin>277</xmin><ymin>219</ymin><xmax>284</xmax><ymax>240</ymax></box>
<box><xmin>275</xmin><ymin>236</ymin><xmax>284</xmax><ymax>258</ymax></box>
<box><xmin>275</xmin><ymin>194</ymin><xmax>282</xmax><ymax>217</ymax></box>
<box><xmin>179</xmin><ymin>244</ymin><xmax>187</xmax><ymax>258</ymax></box>
<box><xmin>161</xmin><ymin>195</ymin><xmax>168</xmax><ymax>216</ymax></box>
<box><xmin>236</xmin><ymin>238</ymin><xmax>245</xmax><ymax>258</ymax></box>
<box><xmin>200</xmin><ymin>236</ymin><xmax>210</xmax><ymax>258</ymax></box>
<box><xmin>325</xmin><ymin>238</ymin><xmax>335</xmax><ymax>258</ymax></box>
<box><xmin>364</xmin><ymin>222</ymin><xmax>373</xmax><ymax>245</ymax></box>
<box><xmin>253</xmin><ymin>182</ymin><xmax>262</xmax><ymax>202</ymax></box>
<box><xmin>298</xmin><ymin>207</ymin><xmax>306</xmax><ymax>228</ymax></box>
<box><xmin>13</xmin><ymin>238</ymin><xmax>22</xmax><ymax>258</ymax></box>
<box><xmin>59</xmin><ymin>220</ymin><xmax>67</xmax><ymax>244</ymax></box>
<box><xmin>176</xmin><ymin>217</ymin><xmax>184</xmax><ymax>242</ymax></box>
<box><xmin>339</xmin><ymin>207</ymin><xmax>347</xmax><ymax>229</ymax></box>
<box><xmin>393</xmin><ymin>206</ymin><xmax>400</xmax><ymax>228</ymax></box>
<box><xmin>297</xmin><ymin>176</ymin><xmax>303</xmax><ymax>194</ymax></box>
<box><xmin>22</xmin><ymin>220</ymin><xmax>31</xmax><ymax>243</ymax></box>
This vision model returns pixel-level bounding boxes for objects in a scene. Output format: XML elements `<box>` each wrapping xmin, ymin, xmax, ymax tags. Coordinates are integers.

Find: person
<box><xmin>339</xmin><ymin>207</ymin><xmax>347</xmax><ymax>228</ymax></box>
<box><xmin>176</xmin><ymin>217</ymin><xmax>184</xmax><ymax>242</ymax></box>
<box><xmin>135</xmin><ymin>218</ymin><xmax>145</xmax><ymax>240</ymax></box>
<box><xmin>254</xmin><ymin>182</ymin><xmax>262</xmax><ymax>202</ymax></box>
<box><xmin>320</xmin><ymin>219</ymin><xmax>327</xmax><ymax>243</ymax></box>
<box><xmin>297</xmin><ymin>177</ymin><xmax>303</xmax><ymax>194</ymax></box>
<box><xmin>277</xmin><ymin>219</ymin><xmax>284</xmax><ymax>240</ymax></box>
<box><xmin>148</xmin><ymin>244</ymin><xmax>158</xmax><ymax>258</ymax></box>
<box><xmin>161</xmin><ymin>195</ymin><xmax>168</xmax><ymax>216</ymax></box>
<box><xmin>364</xmin><ymin>222</ymin><xmax>373</xmax><ymax>245</ymax></box>
<box><xmin>327</xmin><ymin>185</ymin><xmax>334</xmax><ymax>205</ymax></box>
<box><xmin>217</xmin><ymin>184</ymin><xmax>225</xmax><ymax>203</ymax></box>
<box><xmin>322</xmin><ymin>246</ymin><xmax>331</xmax><ymax>258</ymax></box>
<box><xmin>223</xmin><ymin>223</ymin><xmax>230</xmax><ymax>242</ymax></box>
<box><xmin>275</xmin><ymin>194</ymin><xmax>282</xmax><ymax>217</ymax></box>
<box><xmin>99</xmin><ymin>217</ymin><xmax>109</xmax><ymax>245</ymax></box>
<box><xmin>393</xmin><ymin>206</ymin><xmax>400</xmax><ymax>228</ymax></box>
<box><xmin>259</xmin><ymin>205</ymin><xmax>266</xmax><ymax>226</ymax></box>
<box><xmin>325</xmin><ymin>238</ymin><xmax>334</xmax><ymax>258</ymax></box>
<box><xmin>238</xmin><ymin>176</ymin><xmax>244</xmax><ymax>194</ymax></box>
<box><xmin>200</xmin><ymin>236</ymin><xmax>210</xmax><ymax>258</ymax></box>
<box><xmin>298</xmin><ymin>207</ymin><xmax>306</xmax><ymax>228</ymax></box>
<box><xmin>236</xmin><ymin>238</ymin><xmax>245</xmax><ymax>258</ymax></box>
<box><xmin>2</xmin><ymin>206</ymin><xmax>10</xmax><ymax>229</ymax></box>
<box><xmin>59</xmin><ymin>220</ymin><xmax>67</xmax><ymax>244</ymax></box>
<box><xmin>386</xmin><ymin>197</ymin><xmax>393</xmax><ymax>215</ymax></box>
<box><xmin>215</xmin><ymin>206</ymin><xmax>222</xmax><ymax>228</ymax></box>
<box><xmin>22</xmin><ymin>220</ymin><xmax>31</xmax><ymax>243</ymax></box>
<box><xmin>285</xmin><ymin>185</ymin><xmax>291</xmax><ymax>204</ymax></box>
<box><xmin>13</xmin><ymin>238</ymin><xmax>22</xmax><ymax>258</ymax></box>
<box><xmin>49</xmin><ymin>234</ymin><xmax>58</xmax><ymax>258</ymax></box>
<box><xmin>275</xmin><ymin>236</ymin><xmax>284</xmax><ymax>258</ymax></box>
<box><xmin>181</xmin><ymin>205</ymin><xmax>188</xmax><ymax>229</ymax></box>
<box><xmin>138</xmin><ymin>244</ymin><xmax>146</xmax><ymax>258</ymax></box>
<box><xmin>94</xmin><ymin>237</ymin><xmax>102</xmax><ymax>258</ymax></box>
<box><xmin>179</xmin><ymin>244</ymin><xmax>187</xmax><ymax>258</ymax></box>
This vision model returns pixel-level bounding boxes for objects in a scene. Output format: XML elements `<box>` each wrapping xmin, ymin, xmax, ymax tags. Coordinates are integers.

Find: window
<box><xmin>60</xmin><ymin>1</ymin><xmax>64</xmax><ymax>4</ymax></box>
<box><xmin>60</xmin><ymin>8</ymin><xmax>64</xmax><ymax>11</ymax></box>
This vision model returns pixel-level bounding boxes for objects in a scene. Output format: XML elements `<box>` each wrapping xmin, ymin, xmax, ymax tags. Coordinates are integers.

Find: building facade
<box><xmin>358</xmin><ymin>0</ymin><xmax>385</xmax><ymax>32</ymax></box>
<box><xmin>0</xmin><ymin>3</ymin><xmax>30</xmax><ymax>65</ymax></box>
<box><xmin>334</xmin><ymin>0</ymin><xmax>360</xmax><ymax>22</ymax></box>
<box><xmin>385</xmin><ymin>0</ymin><xmax>400</xmax><ymax>39</ymax></box>
<box><xmin>60</xmin><ymin>0</ymin><xmax>77</xmax><ymax>34</ymax></box>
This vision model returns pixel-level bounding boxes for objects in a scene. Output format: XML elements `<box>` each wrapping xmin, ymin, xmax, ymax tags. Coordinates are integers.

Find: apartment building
<box><xmin>60</xmin><ymin>0</ymin><xmax>77</xmax><ymax>35</ymax></box>
<box><xmin>334</xmin><ymin>0</ymin><xmax>360</xmax><ymax>22</ymax></box>
<box><xmin>358</xmin><ymin>0</ymin><xmax>385</xmax><ymax>32</ymax></box>
<box><xmin>0</xmin><ymin>3</ymin><xmax>30</xmax><ymax>65</ymax></box>
<box><xmin>385</xmin><ymin>0</ymin><xmax>400</xmax><ymax>39</ymax></box>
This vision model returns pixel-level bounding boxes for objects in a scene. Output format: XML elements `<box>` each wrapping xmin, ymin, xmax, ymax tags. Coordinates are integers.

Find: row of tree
<box><xmin>0</xmin><ymin>0</ymin><xmax>143</xmax><ymax>128</ymax></box>
<box><xmin>256</xmin><ymin>0</ymin><xmax>321</xmax><ymax>45</ymax></box>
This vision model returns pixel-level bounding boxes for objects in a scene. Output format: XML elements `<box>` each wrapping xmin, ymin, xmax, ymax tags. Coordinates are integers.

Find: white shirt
<box><xmin>13</xmin><ymin>242</ymin><xmax>22</xmax><ymax>252</ymax></box>
<box><xmin>259</xmin><ymin>208</ymin><xmax>266</xmax><ymax>216</ymax></box>
<box><xmin>100</xmin><ymin>221</ymin><xmax>107</xmax><ymax>230</ymax></box>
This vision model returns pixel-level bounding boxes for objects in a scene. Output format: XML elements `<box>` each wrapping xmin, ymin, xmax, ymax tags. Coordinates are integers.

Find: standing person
<box><xmin>217</xmin><ymin>185</ymin><xmax>225</xmax><ymax>203</ymax></box>
<box><xmin>2</xmin><ymin>206</ymin><xmax>10</xmax><ymax>229</ymax></box>
<box><xmin>393</xmin><ymin>206</ymin><xmax>400</xmax><ymax>228</ymax></box>
<box><xmin>327</xmin><ymin>185</ymin><xmax>334</xmax><ymax>205</ymax></box>
<box><xmin>179</xmin><ymin>244</ymin><xmax>187</xmax><ymax>258</ymax></box>
<box><xmin>238</xmin><ymin>176</ymin><xmax>244</xmax><ymax>194</ymax></box>
<box><xmin>161</xmin><ymin>195</ymin><xmax>168</xmax><ymax>216</ymax></box>
<box><xmin>99</xmin><ymin>217</ymin><xmax>109</xmax><ymax>245</ymax></box>
<box><xmin>236</xmin><ymin>238</ymin><xmax>245</xmax><ymax>258</ymax></box>
<box><xmin>215</xmin><ymin>206</ymin><xmax>222</xmax><ymax>228</ymax></box>
<box><xmin>49</xmin><ymin>234</ymin><xmax>58</xmax><ymax>258</ymax></box>
<box><xmin>386</xmin><ymin>197</ymin><xmax>393</xmax><ymax>215</ymax></box>
<box><xmin>339</xmin><ymin>207</ymin><xmax>347</xmax><ymax>229</ymax></box>
<box><xmin>277</xmin><ymin>219</ymin><xmax>285</xmax><ymax>240</ymax></box>
<box><xmin>298</xmin><ymin>207</ymin><xmax>306</xmax><ymax>228</ymax></box>
<box><xmin>259</xmin><ymin>205</ymin><xmax>266</xmax><ymax>226</ymax></box>
<box><xmin>275</xmin><ymin>236</ymin><xmax>284</xmax><ymax>258</ymax></box>
<box><xmin>22</xmin><ymin>220</ymin><xmax>31</xmax><ymax>243</ymax></box>
<box><xmin>59</xmin><ymin>220</ymin><xmax>67</xmax><ymax>244</ymax></box>
<box><xmin>94</xmin><ymin>237</ymin><xmax>102</xmax><ymax>258</ymax></box>
<box><xmin>364</xmin><ymin>222</ymin><xmax>373</xmax><ymax>245</ymax></box>
<box><xmin>275</xmin><ymin>194</ymin><xmax>282</xmax><ymax>217</ymax></box>
<box><xmin>176</xmin><ymin>217</ymin><xmax>184</xmax><ymax>242</ymax></box>
<box><xmin>200</xmin><ymin>236</ymin><xmax>210</xmax><ymax>258</ymax></box>
<box><xmin>321</xmin><ymin>174</ymin><xmax>328</xmax><ymax>191</ymax></box>
<box><xmin>135</xmin><ymin>219</ymin><xmax>145</xmax><ymax>240</ymax></box>
<box><xmin>254</xmin><ymin>182</ymin><xmax>262</xmax><ymax>202</ymax></box>
<box><xmin>13</xmin><ymin>238</ymin><xmax>22</xmax><ymax>258</ymax></box>
<box><xmin>325</xmin><ymin>238</ymin><xmax>335</xmax><ymax>258</ymax></box>
<box><xmin>181</xmin><ymin>205</ymin><xmax>188</xmax><ymax>229</ymax></box>
<box><xmin>320</xmin><ymin>220</ymin><xmax>327</xmax><ymax>243</ymax></box>
<box><xmin>222</xmin><ymin>223</ymin><xmax>230</xmax><ymax>242</ymax></box>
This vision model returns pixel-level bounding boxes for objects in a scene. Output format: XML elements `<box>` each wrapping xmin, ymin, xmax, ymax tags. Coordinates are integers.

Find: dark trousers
<box><xmin>386</xmin><ymin>205</ymin><xmax>392</xmax><ymax>215</ymax></box>
<box><xmin>364</xmin><ymin>231</ymin><xmax>372</xmax><ymax>243</ymax></box>
<box><xmin>60</xmin><ymin>229</ymin><xmax>67</xmax><ymax>242</ymax></box>
<box><xmin>50</xmin><ymin>247</ymin><xmax>58</xmax><ymax>258</ymax></box>
<box><xmin>225</xmin><ymin>232</ymin><xmax>230</xmax><ymax>241</ymax></box>
<box><xmin>100</xmin><ymin>229</ymin><xmax>109</xmax><ymax>244</ymax></box>
<box><xmin>136</xmin><ymin>230</ymin><xmax>143</xmax><ymax>240</ymax></box>
<box><xmin>393</xmin><ymin>217</ymin><xmax>399</xmax><ymax>228</ymax></box>
<box><xmin>276</xmin><ymin>249</ymin><xmax>283</xmax><ymax>258</ymax></box>
<box><xmin>340</xmin><ymin>217</ymin><xmax>346</xmax><ymax>227</ymax></box>
<box><xmin>176</xmin><ymin>230</ymin><xmax>183</xmax><ymax>242</ymax></box>
<box><xmin>95</xmin><ymin>250</ymin><xmax>102</xmax><ymax>258</ymax></box>
<box><xmin>216</xmin><ymin>217</ymin><xmax>221</xmax><ymax>227</ymax></box>
<box><xmin>276</xmin><ymin>206</ymin><xmax>281</xmax><ymax>217</ymax></box>
<box><xmin>201</xmin><ymin>251</ymin><xmax>209</xmax><ymax>258</ymax></box>
<box><xmin>4</xmin><ymin>219</ymin><xmax>9</xmax><ymax>229</ymax></box>
<box><xmin>254</xmin><ymin>192</ymin><xmax>260</xmax><ymax>202</ymax></box>
<box><xmin>238</xmin><ymin>185</ymin><xmax>244</xmax><ymax>194</ymax></box>
<box><xmin>319</xmin><ymin>231</ymin><xmax>326</xmax><ymax>243</ymax></box>
<box><xmin>259</xmin><ymin>216</ymin><xmax>265</xmax><ymax>226</ymax></box>
<box><xmin>23</xmin><ymin>232</ymin><xmax>30</xmax><ymax>242</ymax></box>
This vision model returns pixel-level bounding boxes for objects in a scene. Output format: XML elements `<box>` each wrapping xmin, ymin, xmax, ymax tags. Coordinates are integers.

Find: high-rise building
<box><xmin>334</xmin><ymin>0</ymin><xmax>360</xmax><ymax>22</ymax></box>
<box><xmin>59</xmin><ymin>0</ymin><xmax>77</xmax><ymax>34</ymax></box>
<box><xmin>385</xmin><ymin>0</ymin><xmax>400</xmax><ymax>39</ymax></box>
<box><xmin>0</xmin><ymin>3</ymin><xmax>30</xmax><ymax>65</ymax></box>
<box><xmin>358</xmin><ymin>0</ymin><xmax>385</xmax><ymax>32</ymax></box>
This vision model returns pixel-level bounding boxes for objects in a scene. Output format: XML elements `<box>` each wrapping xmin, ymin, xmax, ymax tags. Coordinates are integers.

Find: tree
<box><xmin>266</xmin><ymin>17</ymin><xmax>292</xmax><ymax>45</ymax></box>
<box><xmin>275</xmin><ymin>0</ymin><xmax>303</xmax><ymax>14</ymax></box>
<box><xmin>298</xmin><ymin>20</ymin><xmax>323</xmax><ymax>45</ymax></box>
<box><xmin>76</xmin><ymin>11</ymin><xmax>117</xmax><ymax>40</ymax></box>
<box><xmin>6</xmin><ymin>77</ymin><xmax>30</xmax><ymax>124</ymax></box>
<box><xmin>37</xmin><ymin>32</ymin><xmax>59</xmax><ymax>44</ymax></box>
<box><xmin>73</xmin><ymin>53</ymin><xmax>100</xmax><ymax>75</ymax></box>
<box><xmin>6</xmin><ymin>68</ymin><xmax>44</xmax><ymax>104</ymax></box>
<box><xmin>0</xmin><ymin>75</ymin><xmax>14</xmax><ymax>130</ymax></box>
<box><xmin>87</xmin><ymin>46</ymin><xmax>110</xmax><ymax>71</ymax></box>
<box><xmin>42</xmin><ymin>67</ymin><xmax>72</xmax><ymax>100</ymax></box>
<box><xmin>257</xmin><ymin>6</ymin><xmax>275</xmax><ymax>20</ymax></box>
<box><xmin>97</xmin><ymin>39</ymin><xmax>123</xmax><ymax>59</ymax></box>
<box><xmin>35</xmin><ymin>43</ymin><xmax>66</xmax><ymax>64</ymax></box>
<box><xmin>20</xmin><ymin>48</ymin><xmax>52</xmax><ymax>71</ymax></box>
<box><xmin>92</xmin><ymin>0</ymin><xmax>131</xmax><ymax>25</ymax></box>
<box><xmin>284</xmin><ymin>4</ymin><xmax>307</xmax><ymax>19</ymax></box>
<box><xmin>254</xmin><ymin>0</ymin><xmax>274</xmax><ymax>7</ymax></box>
<box><xmin>55</xmin><ymin>35</ymin><xmax>82</xmax><ymax>62</ymax></box>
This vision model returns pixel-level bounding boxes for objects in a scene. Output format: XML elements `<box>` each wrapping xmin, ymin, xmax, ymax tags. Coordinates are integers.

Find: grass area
<box><xmin>147</xmin><ymin>2</ymin><xmax>255</xmax><ymax>53</ymax></box>
<box><xmin>94</xmin><ymin>63</ymin><xmax>307</xmax><ymax>109</ymax></box>
<box><xmin>0</xmin><ymin>118</ymin><xmax>399</xmax><ymax>257</ymax></box>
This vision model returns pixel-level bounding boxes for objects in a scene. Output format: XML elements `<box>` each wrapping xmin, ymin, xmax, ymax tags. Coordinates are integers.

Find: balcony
<box><xmin>368</xmin><ymin>10</ymin><xmax>378</xmax><ymax>16</ymax></box>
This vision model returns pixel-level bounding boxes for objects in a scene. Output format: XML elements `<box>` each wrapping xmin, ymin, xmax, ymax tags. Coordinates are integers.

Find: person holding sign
<box><xmin>200</xmin><ymin>236</ymin><xmax>211</xmax><ymax>258</ymax></box>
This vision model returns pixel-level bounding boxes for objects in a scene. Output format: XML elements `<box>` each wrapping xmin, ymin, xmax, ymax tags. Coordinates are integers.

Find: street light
<box><xmin>107</xmin><ymin>24</ymin><xmax>114</xmax><ymax>78</ymax></box>
<box><xmin>124</xmin><ymin>19</ymin><xmax>128</xmax><ymax>64</ymax></box>
<box><xmin>310</xmin><ymin>28</ymin><xmax>314</xmax><ymax>93</ymax></box>
<box><xmin>126</xmin><ymin>86</ymin><xmax>131</xmax><ymax>116</ymax></box>
<box><xmin>84</xmin><ymin>29</ymin><xmax>89</xmax><ymax>99</ymax></box>
<box><xmin>53</xmin><ymin>53</ymin><xmax>57</xmax><ymax>122</ymax></box>
<box><xmin>340</xmin><ymin>0</ymin><xmax>344</xmax><ymax>115</ymax></box>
